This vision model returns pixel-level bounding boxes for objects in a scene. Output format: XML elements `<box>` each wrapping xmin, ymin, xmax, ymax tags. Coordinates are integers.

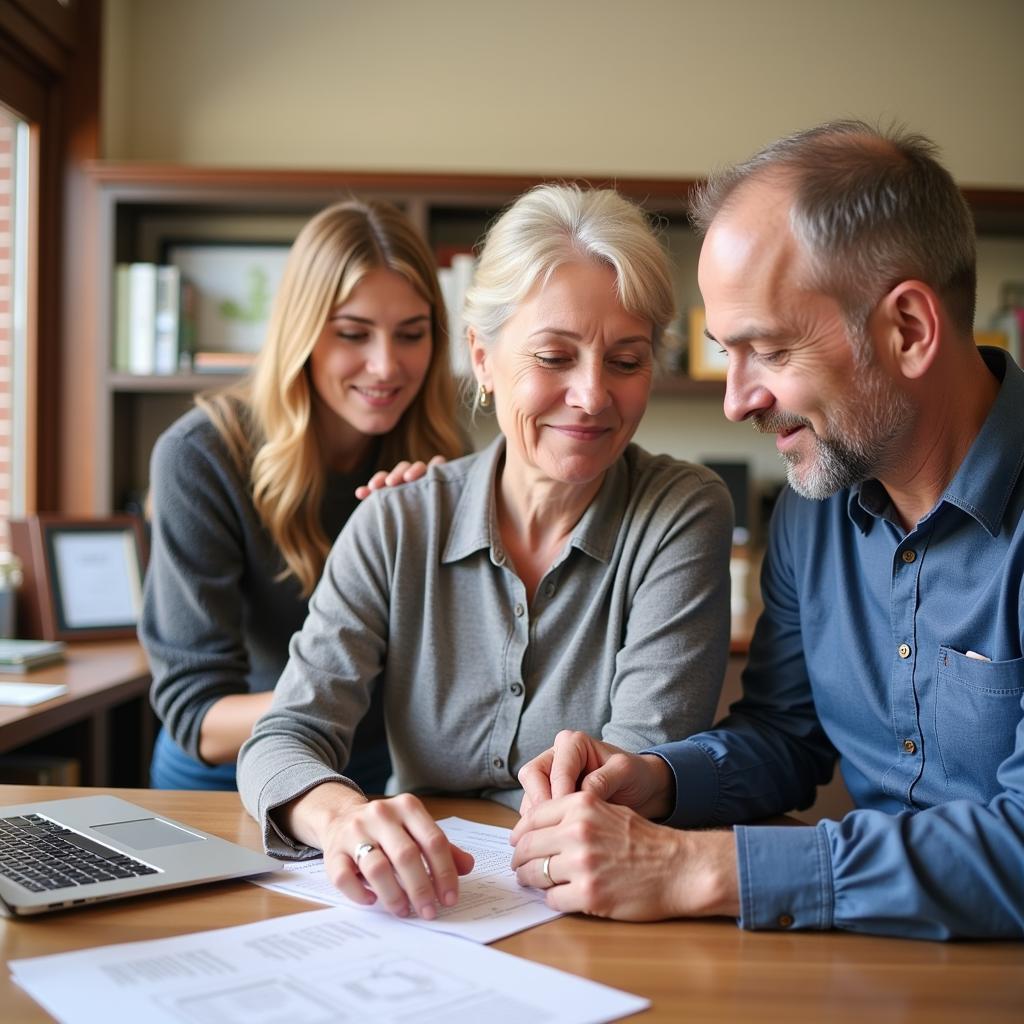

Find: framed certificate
<box><xmin>9</xmin><ymin>516</ymin><xmax>148</xmax><ymax>640</ymax></box>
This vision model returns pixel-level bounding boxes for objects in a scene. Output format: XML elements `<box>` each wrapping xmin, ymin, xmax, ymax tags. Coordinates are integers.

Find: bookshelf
<box><xmin>73</xmin><ymin>163</ymin><xmax>1024</xmax><ymax>515</ymax></box>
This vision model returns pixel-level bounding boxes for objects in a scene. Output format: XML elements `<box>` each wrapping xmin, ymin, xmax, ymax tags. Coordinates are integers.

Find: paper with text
<box><xmin>10</xmin><ymin>905</ymin><xmax>647</xmax><ymax>1024</ymax></box>
<box><xmin>252</xmin><ymin>816</ymin><xmax>561</xmax><ymax>943</ymax></box>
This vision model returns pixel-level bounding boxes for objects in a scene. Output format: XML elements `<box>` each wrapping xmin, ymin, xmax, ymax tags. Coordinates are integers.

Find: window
<box><xmin>0</xmin><ymin>106</ymin><xmax>30</xmax><ymax>542</ymax></box>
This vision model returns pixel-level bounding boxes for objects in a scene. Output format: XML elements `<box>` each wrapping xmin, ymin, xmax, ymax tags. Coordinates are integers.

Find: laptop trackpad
<box><xmin>91</xmin><ymin>817</ymin><xmax>205</xmax><ymax>850</ymax></box>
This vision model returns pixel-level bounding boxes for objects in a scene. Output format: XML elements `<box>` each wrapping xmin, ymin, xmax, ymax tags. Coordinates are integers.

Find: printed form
<box><xmin>10</xmin><ymin>905</ymin><xmax>648</xmax><ymax>1024</ymax></box>
<box><xmin>252</xmin><ymin>817</ymin><xmax>561</xmax><ymax>943</ymax></box>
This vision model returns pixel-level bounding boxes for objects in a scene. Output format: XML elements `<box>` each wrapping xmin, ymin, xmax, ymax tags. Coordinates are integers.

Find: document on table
<box><xmin>9</xmin><ymin>906</ymin><xmax>648</xmax><ymax>1024</ymax></box>
<box><xmin>0</xmin><ymin>682</ymin><xmax>68</xmax><ymax>706</ymax></box>
<box><xmin>252</xmin><ymin>817</ymin><xmax>561</xmax><ymax>943</ymax></box>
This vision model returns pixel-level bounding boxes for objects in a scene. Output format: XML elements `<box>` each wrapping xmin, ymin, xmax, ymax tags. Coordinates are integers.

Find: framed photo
<box><xmin>161</xmin><ymin>240</ymin><xmax>291</xmax><ymax>354</ymax></box>
<box><xmin>9</xmin><ymin>516</ymin><xmax>148</xmax><ymax>641</ymax></box>
<box><xmin>687</xmin><ymin>306</ymin><xmax>729</xmax><ymax>381</ymax></box>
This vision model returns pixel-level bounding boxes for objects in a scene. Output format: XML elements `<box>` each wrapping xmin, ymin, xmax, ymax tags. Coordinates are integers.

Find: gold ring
<box><xmin>541</xmin><ymin>855</ymin><xmax>554</xmax><ymax>888</ymax></box>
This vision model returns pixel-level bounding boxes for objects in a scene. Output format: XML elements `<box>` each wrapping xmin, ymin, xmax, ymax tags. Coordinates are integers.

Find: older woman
<box><xmin>238</xmin><ymin>184</ymin><xmax>733</xmax><ymax>921</ymax></box>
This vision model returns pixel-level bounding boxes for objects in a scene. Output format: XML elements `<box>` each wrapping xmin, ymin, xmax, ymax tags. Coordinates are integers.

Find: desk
<box><xmin>0</xmin><ymin>643</ymin><xmax>152</xmax><ymax>785</ymax></box>
<box><xmin>1</xmin><ymin>786</ymin><xmax>1021</xmax><ymax>1023</ymax></box>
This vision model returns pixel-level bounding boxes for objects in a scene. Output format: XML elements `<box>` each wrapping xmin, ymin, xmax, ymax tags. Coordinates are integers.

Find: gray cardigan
<box><xmin>239</xmin><ymin>437</ymin><xmax>733</xmax><ymax>856</ymax></box>
<box><xmin>141</xmin><ymin>407</ymin><xmax>386</xmax><ymax>766</ymax></box>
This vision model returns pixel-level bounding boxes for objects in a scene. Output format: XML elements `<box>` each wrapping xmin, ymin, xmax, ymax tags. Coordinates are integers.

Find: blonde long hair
<box><xmin>198</xmin><ymin>199</ymin><xmax>463</xmax><ymax>595</ymax></box>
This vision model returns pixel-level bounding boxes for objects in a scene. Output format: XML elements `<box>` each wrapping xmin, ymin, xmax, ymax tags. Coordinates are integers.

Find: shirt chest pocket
<box><xmin>933</xmin><ymin>646</ymin><xmax>1024</xmax><ymax>800</ymax></box>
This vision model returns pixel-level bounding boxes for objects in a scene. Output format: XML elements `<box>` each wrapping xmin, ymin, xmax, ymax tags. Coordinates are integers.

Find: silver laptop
<box><xmin>0</xmin><ymin>794</ymin><xmax>279</xmax><ymax>916</ymax></box>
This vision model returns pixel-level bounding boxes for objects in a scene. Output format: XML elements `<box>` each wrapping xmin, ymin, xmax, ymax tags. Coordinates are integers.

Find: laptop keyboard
<box><xmin>0</xmin><ymin>814</ymin><xmax>159</xmax><ymax>893</ymax></box>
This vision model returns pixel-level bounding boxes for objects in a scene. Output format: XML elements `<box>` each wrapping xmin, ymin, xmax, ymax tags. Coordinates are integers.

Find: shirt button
<box><xmin>510</xmin><ymin>682</ymin><xmax>524</xmax><ymax>697</ymax></box>
<box><xmin>544</xmin><ymin>582</ymin><xmax>556</xmax><ymax>597</ymax></box>
<box><xmin>901</xmin><ymin>550</ymin><xmax>917</xmax><ymax>564</ymax></box>
<box><xmin>492</xmin><ymin>757</ymin><xmax>504</xmax><ymax>770</ymax></box>
<box><xmin>898</xmin><ymin>643</ymin><xmax>912</xmax><ymax>659</ymax></box>
<box><xmin>514</xmin><ymin>603</ymin><xmax>525</xmax><ymax>617</ymax></box>
<box><xmin>777</xmin><ymin>913</ymin><xmax>794</xmax><ymax>928</ymax></box>
<box><xmin>494</xmin><ymin>548</ymin><xmax>505</xmax><ymax>565</ymax></box>
<box><xmin>902</xmin><ymin>738</ymin><xmax>917</xmax><ymax>754</ymax></box>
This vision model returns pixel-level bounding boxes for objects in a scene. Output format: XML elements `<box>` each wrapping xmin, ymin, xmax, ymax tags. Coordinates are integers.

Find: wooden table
<box><xmin>1</xmin><ymin>785</ymin><xmax>1021</xmax><ymax>1022</ymax></box>
<box><xmin>0</xmin><ymin>642</ymin><xmax>152</xmax><ymax>785</ymax></box>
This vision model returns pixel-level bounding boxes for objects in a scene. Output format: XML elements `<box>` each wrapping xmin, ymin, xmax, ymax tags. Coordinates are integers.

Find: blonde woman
<box><xmin>238</xmin><ymin>184</ymin><xmax>733</xmax><ymax>920</ymax></box>
<box><xmin>143</xmin><ymin>199</ymin><xmax>463</xmax><ymax>791</ymax></box>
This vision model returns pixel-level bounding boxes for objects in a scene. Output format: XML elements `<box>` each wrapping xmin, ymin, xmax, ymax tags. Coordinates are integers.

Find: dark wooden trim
<box><xmin>8</xmin><ymin>0</ymin><xmax>76</xmax><ymax>51</ymax></box>
<box><xmin>0</xmin><ymin>0</ymin><xmax>71</xmax><ymax>74</ymax></box>
<box><xmin>32</xmin><ymin>76</ymin><xmax>63</xmax><ymax>512</ymax></box>
<box><xmin>56</xmin><ymin>0</ymin><xmax>100</xmax><ymax>513</ymax></box>
<box><xmin>83</xmin><ymin>162</ymin><xmax>699</xmax><ymax>206</ymax></box>
<box><xmin>85</xmin><ymin>162</ymin><xmax>1024</xmax><ymax>224</ymax></box>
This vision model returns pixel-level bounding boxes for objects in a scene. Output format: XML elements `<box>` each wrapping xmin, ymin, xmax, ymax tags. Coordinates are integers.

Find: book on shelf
<box><xmin>128</xmin><ymin>262</ymin><xmax>157</xmax><ymax>375</ymax></box>
<box><xmin>191</xmin><ymin>350</ymin><xmax>259</xmax><ymax>373</ymax></box>
<box><xmin>437</xmin><ymin>251</ymin><xmax>476</xmax><ymax>377</ymax></box>
<box><xmin>113</xmin><ymin>264</ymin><xmax>132</xmax><ymax>372</ymax></box>
<box><xmin>114</xmin><ymin>263</ymin><xmax>196</xmax><ymax>376</ymax></box>
<box><xmin>153</xmin><ymin>265</ymin><xmax>182</xmax><ymax>374</ymax></box>
<box><xmin>0</xmin><ymin>639</ymin><xmax>66</xmax><ymax>672</ymax></box>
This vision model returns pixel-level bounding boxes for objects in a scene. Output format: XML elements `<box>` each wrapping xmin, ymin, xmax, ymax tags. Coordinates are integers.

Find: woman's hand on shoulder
<box><xmin>318</xmin><ymin>791</ymin><xmax>474</xmax><ymax>919</ymax></box>
<box><xmin>355</xmin><ymin>455</ymin><xmax>447</xmax><ymax>500</ymax></box>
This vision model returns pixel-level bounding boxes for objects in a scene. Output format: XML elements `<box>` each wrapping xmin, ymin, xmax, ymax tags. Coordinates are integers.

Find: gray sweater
<box><xmin>141</xmin><ymin>407</ymin><xmax>386</xmax><ymax>768</ymax></box>
<box><xmin>238</xmin><ymin>437</ymin><xmax>733</xmax><ymax>856</ymax></box>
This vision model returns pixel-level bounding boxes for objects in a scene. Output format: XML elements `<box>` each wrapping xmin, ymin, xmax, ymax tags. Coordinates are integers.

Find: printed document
<box><xmin>252</xmin><ymin>817</ymin><xmax>561</xmax><ymax>943</ymax></box>
<box><xmin>10</xmin><ymin>905</ymin><xmax>648</xmax><ymax>1024</ymax></box>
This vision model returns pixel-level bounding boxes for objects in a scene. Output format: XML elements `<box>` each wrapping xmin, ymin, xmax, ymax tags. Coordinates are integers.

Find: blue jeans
<box><xmin>149</xmin><ymin>726</ymin><xmax>393</xmax><ymax>794</ymax></box>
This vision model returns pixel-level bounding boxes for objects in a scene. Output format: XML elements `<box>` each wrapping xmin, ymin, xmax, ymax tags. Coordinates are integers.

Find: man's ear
<box><xmin>874</xmin><ymin>280</ymin><xmax>942</xmax><ymax>380</ymax></box>
<box><xmin>467</xmin><ymin>327</ymin><xmax>492</xmax><ymax>389</ymax></box>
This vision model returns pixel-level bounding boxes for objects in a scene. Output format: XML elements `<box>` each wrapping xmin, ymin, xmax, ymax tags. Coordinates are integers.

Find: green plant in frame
<box><xmin>219</xmin><ymin>265</ymin><xmax>272</xmax><ymax>324</ymax></box>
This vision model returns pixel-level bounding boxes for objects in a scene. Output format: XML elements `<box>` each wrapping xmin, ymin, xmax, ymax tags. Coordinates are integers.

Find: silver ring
<box><xmin>353</xmin><ymin>841</ymin><xmax>376</xmax><ymax>867</ymax></box>
<box><xmin>541</xmin><ymin>855</ymin><xmax>554</xmax><ymax>888</ymax></box>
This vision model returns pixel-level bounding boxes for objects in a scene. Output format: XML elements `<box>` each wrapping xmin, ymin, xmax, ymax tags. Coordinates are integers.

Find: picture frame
<box><xmin>161</xmin><ymin>239</ymin><xmax>292</xmax><ymax>354</ymax></box>
<box><xmin>9</xmin><ymin>516</ymin><xmax>148</xmax><ymax>641</ymax></box>
<box><xmin>687</xmin><ymin>306</ymin><xmax>729</xmax><ymax>381</ymax></box>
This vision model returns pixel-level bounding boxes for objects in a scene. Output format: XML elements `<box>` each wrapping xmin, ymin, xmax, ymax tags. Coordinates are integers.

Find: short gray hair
<box><xmin>690</xmin><ymin>120</ymin><xmax>977</xmax><ymax>336</ymax></box>
<box><xmin>463</xmin><ymin>184</ymin><xmax>675</xmax><ymax>351</ymax></box>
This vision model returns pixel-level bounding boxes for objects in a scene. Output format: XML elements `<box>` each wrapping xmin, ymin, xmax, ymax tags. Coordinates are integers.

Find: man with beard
<box><xmin>509</xmin><ymin>120</ymin><xmax>1024</xmax><ymax>940</ymax></box>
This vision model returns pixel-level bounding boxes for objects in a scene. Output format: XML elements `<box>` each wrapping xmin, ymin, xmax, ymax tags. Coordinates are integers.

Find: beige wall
<box><xmin>101</xmin><ymin>0</ymin><xmax>1024</xmax><ymax>485</ymax></box>
<box><xmin>104</xmin><ymin>0</ymin><xmax>1024</xmax><ymax>186</ymax></box>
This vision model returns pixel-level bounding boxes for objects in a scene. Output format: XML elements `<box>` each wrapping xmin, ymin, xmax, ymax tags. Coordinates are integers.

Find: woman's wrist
<box><xmin>281</xmin><ymin>781</ymin><xmax>367</xmax><ymax>849</ymax></box>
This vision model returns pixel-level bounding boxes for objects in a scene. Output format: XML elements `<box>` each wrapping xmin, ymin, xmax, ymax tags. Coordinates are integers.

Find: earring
<box><xmin>478</xmin><ymin>384</ymin><xmax>491</xmax><ymax>408</ymax></box>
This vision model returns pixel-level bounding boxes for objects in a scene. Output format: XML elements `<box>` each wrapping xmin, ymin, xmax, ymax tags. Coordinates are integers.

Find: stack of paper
<box><xmin>0</xmin><ymin>639</ymin><xmax>65</xmax><ymax>673</ymax></box>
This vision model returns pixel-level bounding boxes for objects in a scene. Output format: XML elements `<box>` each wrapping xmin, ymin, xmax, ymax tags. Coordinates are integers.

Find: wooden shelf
<box><xmin>72</xmin><ymin>163</ymin><xmax>1024</xmax><ymax>515</ymax></box>
<box><xmin>108</xmin><ymin>371</ymin><xmax>243</xmax><ymax>393</ymax></box>
<box><xmin>650</xmin><ymin>375</ymin><xmax>724</xmax><ymax>399</ymax></box>
<box><xmin>110</xmin><ymin>371</ymin><xmax>725</xmax><ymax>399</ymax></box>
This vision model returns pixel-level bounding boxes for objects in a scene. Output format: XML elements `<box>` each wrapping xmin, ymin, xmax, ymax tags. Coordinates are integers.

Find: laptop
<box><xmin>0</xmin><ymin>794</ymin><xmax>279</xmax><ymax>916</ymax></box>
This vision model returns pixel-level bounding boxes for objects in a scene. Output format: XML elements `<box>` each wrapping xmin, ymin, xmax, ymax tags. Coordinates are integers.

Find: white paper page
<box><xmin>252</xmin><ymin>816</ymin><xmax>561</xmax><ymax>943</ymax></box>
<box><xmin>10</xmin><ymin>905</ymin><xmax>647</xmax><ymax>1024</ymax></box>
<box><xmin>0</xmin><ymin>682</ymin><xmax>68</xmax><ymax>706</ymax></box>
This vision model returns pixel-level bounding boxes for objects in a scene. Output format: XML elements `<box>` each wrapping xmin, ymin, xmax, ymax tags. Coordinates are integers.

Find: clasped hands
<box><xmin>509</xmin><ymin>731</ymin><xmax>741</xmax><ymax>921</ymax></box>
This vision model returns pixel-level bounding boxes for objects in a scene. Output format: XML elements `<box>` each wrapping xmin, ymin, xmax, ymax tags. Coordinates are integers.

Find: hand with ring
<box><xmin>276</xmin><ymin>782</ymin><xmax>475</xmax><ymax>920</ymax></box>
<box><xmin>510</xmin><ymin>790</ymin><xmax>740</xmax><ymax>921</ymax></box>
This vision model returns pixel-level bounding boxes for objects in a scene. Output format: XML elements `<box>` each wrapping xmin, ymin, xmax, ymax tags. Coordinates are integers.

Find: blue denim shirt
<box><xmin>651</xmin><ymin>348</ymin><xmax>1024</xmax><ymax>939</ymax></box>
